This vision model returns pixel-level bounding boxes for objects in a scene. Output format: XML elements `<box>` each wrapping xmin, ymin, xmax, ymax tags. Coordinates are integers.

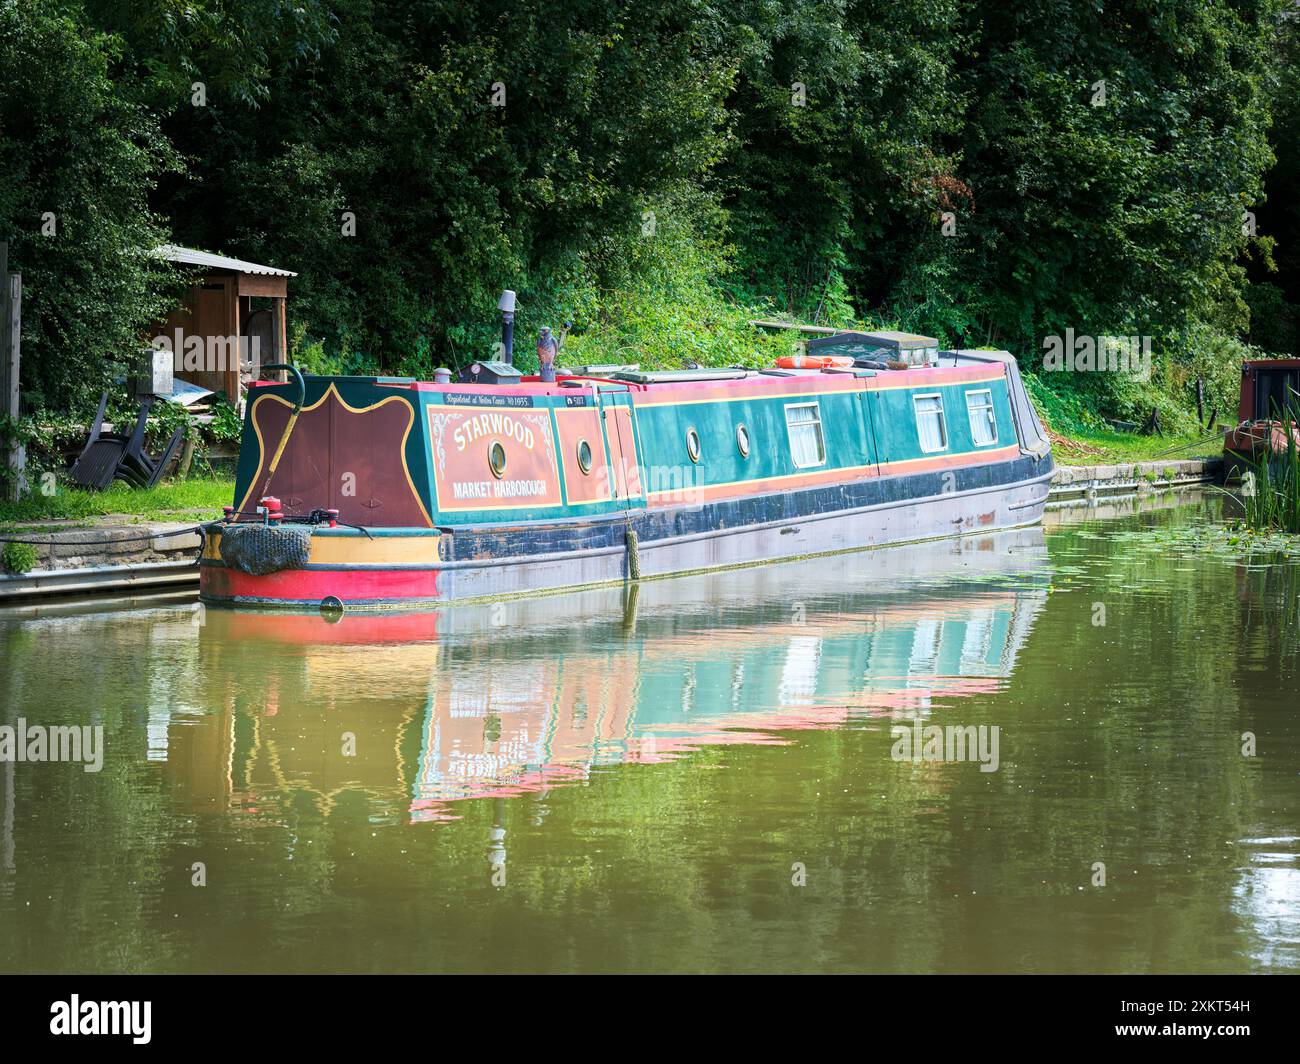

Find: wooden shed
<box><xmin>151</xmin><ymin>245</ymin><xmax>296</xmax><ymax>406</ymax></box>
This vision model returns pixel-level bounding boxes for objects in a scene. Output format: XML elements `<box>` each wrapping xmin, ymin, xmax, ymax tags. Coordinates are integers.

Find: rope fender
<box><xmin>625</xmin><ymin>526</ymin><xmax>641</xmax><ymax>582</ymax></box>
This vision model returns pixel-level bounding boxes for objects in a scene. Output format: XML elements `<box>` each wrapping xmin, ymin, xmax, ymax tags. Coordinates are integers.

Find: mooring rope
<box><xmin>0</xmin><ymin>524</ymin><xmax>203</xmax><ymax>547</ymax></box>
<box><xmin>1143</xmin><ymin>427</ymin><xmax>1231</xmax><ymax>461</ymax></box>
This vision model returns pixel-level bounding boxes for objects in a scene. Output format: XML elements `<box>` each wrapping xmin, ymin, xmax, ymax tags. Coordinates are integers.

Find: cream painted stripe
<box><xmin>204</xmin><ymin>528</ymin><xmax>442</xmax><ymax>565</ymax></box>
<box><xmin>309</xmin><ymin>535</ymin><xmax>440</xmax><ymax>565</ymax></box>
<box><xmin>643</xmin><ymin>444</ymin><xmax>1021</xmax><ymax>500</ymax></box>
<box><xmin>634</xmin><ymin>373</ymin><xmax>1006</xmax><ymax>407</ymax></box>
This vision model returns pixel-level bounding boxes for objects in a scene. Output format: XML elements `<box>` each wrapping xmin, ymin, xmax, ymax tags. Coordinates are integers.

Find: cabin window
<box><xmin>785</xmin><ymin>403</ymin><xmax>826</xmax><ymax>468</ymax></box>
<box><xmin>965</xmin><ymin>389</ymin><xmax>997</xmax><ymax>446</ymax></box>
<box><xmin>913</xmin><ymin>394</ymin><xmax>947</xmax><ymax>453</ymax></box>
<box><xmin>488</xmin><ymin>440</ymin><xmax>507</xmax><ymax>478</ymax></box>
<box><xmin>576</xmin><ymin>439</ymin><xmax>593</xmax><ymax>475</ymax></box>
<box><xmin>686</xmin><ymin>427</ymin><xmax>702</xmax><ymax>463</ymax></box>
<box><xmin>736</xmin><ymin>423</ymin><xmax>751</xmax><ymax>458</ymax></box>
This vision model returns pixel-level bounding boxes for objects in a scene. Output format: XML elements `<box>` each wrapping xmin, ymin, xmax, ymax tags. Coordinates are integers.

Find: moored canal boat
<box><xmin>199</xmin><ymin>336</ymin><xmax>1054</xmax><ymax>610</ymax></box>
<box><xmin>1224</xmin><ymin>358</ymin><xmax>1300</xmax><ymax>478</ymax></box>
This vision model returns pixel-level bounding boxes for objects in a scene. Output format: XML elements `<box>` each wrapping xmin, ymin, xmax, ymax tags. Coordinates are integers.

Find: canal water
<box><xmin>1</xmin><ymin>494</ymin><xmax>1297</xmax><ymax>973</ymax></box>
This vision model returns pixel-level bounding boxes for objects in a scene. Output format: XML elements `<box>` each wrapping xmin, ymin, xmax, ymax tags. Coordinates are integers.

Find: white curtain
<box><xmin>786</xmin><ymin>405</ymin><xmax>825</xmax><ymax>467</ymax></box>
<box><xmin>914</xmin><ymin>395</ymin><xmax>947</xmax><ymax>452</ymax></box>
<box><xmin>966</xmin><ymin>391</ymin><xmax>997</xmax><ymax>445</ymax></box>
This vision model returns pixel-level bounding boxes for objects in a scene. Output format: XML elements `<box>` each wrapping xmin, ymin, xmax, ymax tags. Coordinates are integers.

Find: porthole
<box><xmin>736</xmin><ymin>423</ymin><xmax>751</xmax><ymax>458</ymax></box>
<box><xmin>686</xmin><ymin>427</ymin><xmax>701</xmax><ymax>463</ymax></box>
<box><xmin>576</xmin><ymin>438</ymin><xmax>593</xmax><ymax>475</ymax></box>
<box><xmin>488</xmin><ymin>440</ymin><xmax>507</xmax><ymax>478</ymax></box>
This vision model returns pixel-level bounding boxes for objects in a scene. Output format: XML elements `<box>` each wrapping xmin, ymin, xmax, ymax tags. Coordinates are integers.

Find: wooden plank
<box><xmin>227</xmin><ymin>276</ymin><xmax>241</xmax><ymax>404</ymax></box>
<box><xmin>172</xmin><ymin>283</ymin><xmax>218</xmax><ymax>395</ymax></box>
<box><xmin>5</xmin><ymin>274</ymin><xmax>19</xmax><ymax>418</ymax></box>
<box><xmin>2</xmin><ymin>265</ymin><xmax>26</xmax><ymax>500</ymax></box>
<box><xmin>237</xmin><ymin>274</ymin><xmax>288</xmax><ymax>298</ymax></box>
<box><xmin>274</xmin><ymin>297</ymin><xmax>287</xmax><ymax>372</ymax></box>
<box><xmin>750</xmin><ymin>319</ymin><xmax>841</xmax><ymax>335</ymax></box>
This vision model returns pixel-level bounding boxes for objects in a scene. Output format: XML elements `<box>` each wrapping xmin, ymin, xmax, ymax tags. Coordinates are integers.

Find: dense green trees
<box><xmin>717</xmin><ymin>0</ymin><xmax>967</xmax><ymax>327</ymax></box>
<box><xmin>0</xmin><ymin>1</ymin><xmax>180</xmax><ymax>411</ymax></box>
<box><xmin>0</xmin><ymin>0</ymin><xmax>1296</xmax><ymax>429</ymax></box>
<box><xmin>952</xmin><ymin>0</ymin><xmax>1284</xmax><ymax>424</ymax></box>
<box><xmin>1247</xmin><ymin>3</ymin><xmax>1300</xmax><ymax>357</ymax></box>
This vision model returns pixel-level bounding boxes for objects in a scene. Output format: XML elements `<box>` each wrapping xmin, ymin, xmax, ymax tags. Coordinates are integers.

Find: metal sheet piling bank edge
<box><xmin>199</xmin><ymin>346</ymin><xmax>1054</xmax><ymax>611</ymax></box>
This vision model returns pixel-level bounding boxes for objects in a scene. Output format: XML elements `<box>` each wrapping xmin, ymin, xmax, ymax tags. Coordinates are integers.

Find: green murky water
<box><xmin>1</xmin><ymin>494</ymin><xmax>1297</xmax><ymax>973</ymax></box>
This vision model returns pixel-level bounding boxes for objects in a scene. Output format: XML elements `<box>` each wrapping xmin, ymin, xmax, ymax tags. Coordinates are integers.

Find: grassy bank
<box><xmin>0</xmin><ymin>476</ymin><xmax>233</xmax><ymax>527</ymax></box>
<box><xmin>1048</xmin><ymin>428</ymin><xmax>1224</xmax><ymax>466</ymax></box>
<box><xmin>1019</xmin><ymin>367</ymin><xmax>1227</xmax><ymax>466</ymax></box>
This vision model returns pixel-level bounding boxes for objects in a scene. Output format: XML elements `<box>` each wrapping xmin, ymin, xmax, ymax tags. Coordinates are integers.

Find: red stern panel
<box><xmin>241</xmin><ymin>387</ymin><xmax>432</xmax><ymax>527</ymax></box>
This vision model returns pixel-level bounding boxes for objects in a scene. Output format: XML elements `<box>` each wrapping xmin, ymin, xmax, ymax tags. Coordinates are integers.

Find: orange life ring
<box><xmin>775</xmin><ymin>354</ymin><xmax>855</xmax><ymax>370</ymax></box>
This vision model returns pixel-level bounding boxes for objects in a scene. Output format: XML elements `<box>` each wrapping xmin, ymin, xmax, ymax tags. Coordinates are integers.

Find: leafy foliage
<box><xmin>0</xmin><ymin>0</ymin><xmax>183</xmax><ymax>411</ymax></box>
<box><xmin>206</xmin><ymin>395</ymin><xmax>243</xmax><ymax>444</ymax></box>
<box><xmin>951</xmin><ymin>0</ymin><xmax>1284</xmax><ymax>415</ymax></box>
<box><xmin>1</xmin><ymin>541</ymin><xmax>38</xmax><ymax>574</ymax></box>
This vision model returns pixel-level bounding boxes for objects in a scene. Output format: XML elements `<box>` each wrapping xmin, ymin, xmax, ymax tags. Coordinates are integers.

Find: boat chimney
<box><xmin>433</xmin><ymin>366</ymin><xmax>452</xmax><ymax>384</ymax></box>
<box><xmin>497</xmin><ymin>289</ymin><xmax>517</xmax><ymax>365</ymax></box>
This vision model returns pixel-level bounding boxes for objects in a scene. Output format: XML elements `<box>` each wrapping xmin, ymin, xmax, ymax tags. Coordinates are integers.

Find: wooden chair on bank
<box><xmin>68</xmin><ymin>393</ymin><xmax>185</xmax><ymax>490</ymax></box>
<box><xmin>115</xmin><ymin>402</ymin><xmax>185</xmax><ymax>489</ymax></box>
<box><xmin>68</xmin><ymin>391</ymin><xmax>127</xmax><ymax>490</ymax></box>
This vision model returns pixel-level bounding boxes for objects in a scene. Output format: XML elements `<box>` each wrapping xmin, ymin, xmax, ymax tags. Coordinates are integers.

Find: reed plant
<box><xmin>1239</xmin><ymin>402</ymin><xmax>1300</xmax><ymax>533</ymax></box>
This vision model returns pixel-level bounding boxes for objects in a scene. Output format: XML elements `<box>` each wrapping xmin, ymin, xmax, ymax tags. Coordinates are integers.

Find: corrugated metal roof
<box><xmin>153</xmin><ymin>244</ymin><xmax>297</xmax><ymax>277</ymax></box>
<box><xmin>808</xmin><ymin>330</ymin><xmax>939</xmax><ymax>351</ymax></box>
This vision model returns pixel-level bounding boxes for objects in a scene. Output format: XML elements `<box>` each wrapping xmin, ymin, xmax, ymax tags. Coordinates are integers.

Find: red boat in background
<box><xmin>1224</xmin><ymin>359</ymin><xmax>1300</xmax><ymax>477</ymax></box>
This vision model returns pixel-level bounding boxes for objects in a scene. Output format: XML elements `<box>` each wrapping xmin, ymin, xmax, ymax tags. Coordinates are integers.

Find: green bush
<box><xmin>1</xmin><ymin>541</ymin><xmax>39</xmax><ymax>575</ymax></box>
<box><xmin>207</xmin><ymin>396</ymin><xmax>243</xmax><ymax>445</ymax></box>
<box><xmin>1244</xmin><ymin>283</ymin><xmax>1299</xmax><ymax>356</ymax></box>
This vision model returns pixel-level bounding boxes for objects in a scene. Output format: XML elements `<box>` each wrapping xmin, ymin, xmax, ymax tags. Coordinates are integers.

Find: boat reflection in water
<box><xmin>187</xmin><ymin>527</ymin><xmax>1050</xmax><ymax>823</ymax></box>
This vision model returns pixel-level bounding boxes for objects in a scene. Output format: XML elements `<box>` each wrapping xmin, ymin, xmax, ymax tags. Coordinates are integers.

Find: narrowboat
<box><xmin>199</xmin><ymin>332</ymin><xmax>1054</xmax><ymax>611</ymax></box>
<box><xmin>1224</xmin><ymin>358</ymin><xmax>1300</xmax><ymax>478</ymax></box>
